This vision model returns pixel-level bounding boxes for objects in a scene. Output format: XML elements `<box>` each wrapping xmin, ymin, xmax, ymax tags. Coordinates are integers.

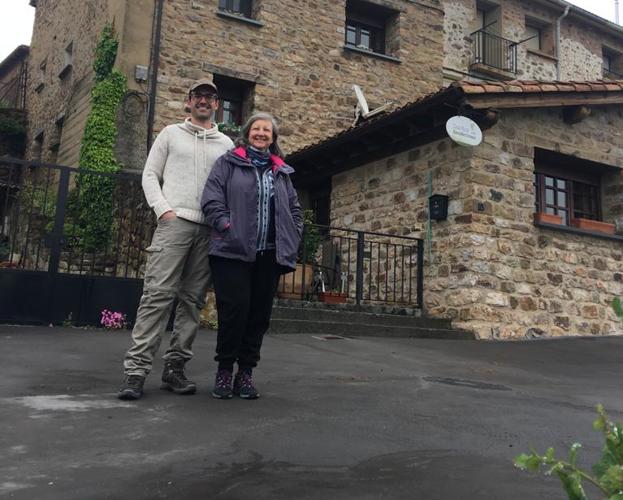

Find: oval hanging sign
<box><xmin>446</xmin><ymin>116</ymin><xmax>483</xmax><ymax>147</ymax></box>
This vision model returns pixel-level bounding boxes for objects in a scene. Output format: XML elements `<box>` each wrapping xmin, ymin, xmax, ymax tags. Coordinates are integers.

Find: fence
<box><xmin>278</xmin><ymin>224</ymin><xmax>424</xmax><ymax>308</ymax></box>
<box><xmin>0</xmin><ymin>157</ymin><xmax>155</xmax><ymax>278</ymax></box>
<box><xmin>1</xmin><ymin>158</ymin><xmax>423</xmax><ymax>322</ymax></box>
<box><xmin>471</xmin><ymin>29</ymin><xmax>518</xmax><ymax>74</ymax></box>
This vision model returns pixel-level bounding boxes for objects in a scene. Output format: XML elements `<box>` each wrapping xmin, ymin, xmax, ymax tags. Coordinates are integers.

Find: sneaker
<box><xmin>212</xmin><ymin>369</ymin><xmax>233</xmax><ymax>399</ymax></box>
<box><xmin>233</xmin><ymin>371</ymin><xmax>260</xmax><ymax>399</ymax></box>
<box><xmin>160</xmin><ymin>359</ymin><xmax>197</xmax><ymax>395</ymax></box>
<box><xmin>118</xmin><ymin>375</ymin><xmax>145</xmax><ymax>400</ymax></box>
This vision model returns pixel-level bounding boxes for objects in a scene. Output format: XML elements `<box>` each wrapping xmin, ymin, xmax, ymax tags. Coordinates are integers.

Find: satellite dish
<box><xmin>352</xmin><ymin>84</ymin><xmax>392</xmax><ymax>125</ymax></box>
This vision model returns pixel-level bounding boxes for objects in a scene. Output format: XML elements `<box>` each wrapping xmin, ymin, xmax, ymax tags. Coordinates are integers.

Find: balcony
<box><xmin>470</xmin><ymin>29</ymin><xmax>517</xmax><ymax>80</ymax></box>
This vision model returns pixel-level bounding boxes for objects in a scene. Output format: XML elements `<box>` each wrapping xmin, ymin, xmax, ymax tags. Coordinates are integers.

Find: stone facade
<box><xmin>331</xmin><ymin>106</ymin><xmax>623</xmax><ymax>339</ymax></box>
<box><xmin>442</xmin><ymin>0</ymin><xmax>623</xmax><ymax>82</ymax></box>
<box><xmin>152</xmin><ymin>0</ymin><xmax>444</xmax><ymax>152</ymax></box>
<box><xmin>24</xmin><ymin>0</ymin><xmax>623</xmax><ymax>162</ymax></box>
<box><xmin>25</xmin><ymin>0</ymin><xmax>153</xmax><ymax>168</ymax></box>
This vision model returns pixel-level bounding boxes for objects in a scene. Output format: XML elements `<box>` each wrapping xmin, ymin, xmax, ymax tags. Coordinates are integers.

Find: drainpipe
<box><xmin>555</xmin><ymin>5</ymin><xmax>570</xmax><ymax>80</ymax></box>
<box><xmin>147</xmin><ymin>0</ymin><xmax>164</xmax><ymax>150</ymax></box>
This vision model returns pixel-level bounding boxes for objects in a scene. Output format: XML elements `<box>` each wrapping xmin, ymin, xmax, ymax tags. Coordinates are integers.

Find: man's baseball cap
<box><xmin>188</xmin><ymin>78</ymin><xmax>218</xmax><ymax>95</ymax></box>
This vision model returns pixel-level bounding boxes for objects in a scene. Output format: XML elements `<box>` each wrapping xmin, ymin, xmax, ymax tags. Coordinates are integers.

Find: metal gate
<box><xmin>0</xmin><ymin>157</ymin><xmax>155</xmax><ymax>326</ymax></box>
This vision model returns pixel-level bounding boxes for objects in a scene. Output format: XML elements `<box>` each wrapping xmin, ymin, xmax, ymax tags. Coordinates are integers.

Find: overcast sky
<box><xmin>0</xmin><ymin>0</ymin><xmax>619</xmax><ymax>62</ymax></box>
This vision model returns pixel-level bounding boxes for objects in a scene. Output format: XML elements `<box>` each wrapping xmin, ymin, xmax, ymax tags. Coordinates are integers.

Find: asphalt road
<box><xmin>1</xmin><ymin>325</ymin><xmax>622</xmax><ymax>499</ymax></box>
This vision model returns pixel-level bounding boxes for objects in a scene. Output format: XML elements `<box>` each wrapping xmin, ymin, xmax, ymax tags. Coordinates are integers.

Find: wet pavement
<box><xmin>1</xmin><ymin>325</ymin><xmax>622</xmax><ymax>499</ymax></box>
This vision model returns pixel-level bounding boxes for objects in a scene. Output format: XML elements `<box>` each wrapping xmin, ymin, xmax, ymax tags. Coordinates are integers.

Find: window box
<box><xmin>534</xmin><ymin>212</ymin><xmax>562</xmax><ymax>225</ymax></box>
<box><xmin>318</xmin><ymin>292</ymin><xmax>348</xmax><ymax>304</ymax></box>
<box><xmin>571</xmin><ymin>218</ymin><xmax>615</xmax><ymax>235</ymax></box>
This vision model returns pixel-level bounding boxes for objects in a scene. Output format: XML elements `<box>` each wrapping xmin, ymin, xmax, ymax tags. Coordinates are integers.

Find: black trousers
<box><xmin>209</xmin><ymin>250</ymin><xmax>282</xmax><ymax>371</ymax></box>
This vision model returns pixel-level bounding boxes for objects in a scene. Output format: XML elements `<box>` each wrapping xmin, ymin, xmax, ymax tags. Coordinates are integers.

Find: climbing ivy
<box><xmin>75</xmin><ymin>24</ymin><xmax>127</xmax><ymax>252</ymax></box>
<box><xmin>93</xmin><ymin>24</ymin><xmax>119</xmax><ymax>83</ymax></box>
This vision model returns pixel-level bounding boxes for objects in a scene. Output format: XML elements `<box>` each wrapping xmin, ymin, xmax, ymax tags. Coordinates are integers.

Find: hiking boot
<box><xmin>212</xmin><ymin>369</ymin><xmax>233</xmax><ymax>399</ymax></box>
<box><xmin>118</xmin><ymin>375</ymin><xmax>145</xmax><ymax>400</ymax></box>
<box><xmin>160</xmin><ymin>359</ymin><xmax>196</xmax><ymax>395</ymax></box>
<box><xmin>233</xmin><ymin>370</ymin><xmax>260</xmax><ymax>399</ymax></box>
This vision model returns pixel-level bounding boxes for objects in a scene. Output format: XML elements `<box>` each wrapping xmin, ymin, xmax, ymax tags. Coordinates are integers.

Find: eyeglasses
<box><xmin>190</xmin><ymin>92</ymin><xmax>218</xmax><ymax>101</ymax></box>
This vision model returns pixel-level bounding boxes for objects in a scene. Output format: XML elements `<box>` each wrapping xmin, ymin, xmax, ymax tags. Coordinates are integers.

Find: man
<box><xmin>118</xmin><ymin>78</ymin><xmax>233</xmax><ymax>400</ymax></box>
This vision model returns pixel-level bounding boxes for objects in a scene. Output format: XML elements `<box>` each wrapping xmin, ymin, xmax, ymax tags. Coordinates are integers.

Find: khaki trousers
<box><xmin>123</xmin><ymin>217</ymin><xmax>211</xmax><ymax>376</ymax></box>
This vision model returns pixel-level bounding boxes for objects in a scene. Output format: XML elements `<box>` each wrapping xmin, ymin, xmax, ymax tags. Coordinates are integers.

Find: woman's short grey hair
<box><xmin>236</xmin><ymin>112</ymin><xmax>284</xmax><ymax>157</ymax></box>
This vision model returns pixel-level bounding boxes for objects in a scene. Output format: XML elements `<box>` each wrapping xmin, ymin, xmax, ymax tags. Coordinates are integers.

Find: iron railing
<box><xmin>1</xmin><ymin>159</ymin><xmax>425</xmax><ymax>308</ymax></box>
<box><xmin>278</xmin><ymin>224</ymin><xmax>424</xmax><ymax>308</ymax></box>
<box><xmin>470</xmin><ymin>29</ymin><xmax>517</xmax><ymax>74</ymax></box>
<box><xmin>0</xmin><ymin>158</ymin><xmax>155</xmax><ymax>278</ymax></box>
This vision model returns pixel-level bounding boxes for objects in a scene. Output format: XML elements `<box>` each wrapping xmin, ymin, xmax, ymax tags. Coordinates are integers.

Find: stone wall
<box><xmin>330</xmin><ymin>106</ymin><xmax>623</xmax><ymax>339</ymax></box>
<box><xmin>442</xmin><ymin>0</ymin><xmax>623</xmax><ymax>82</ymax></box>
<box><xmin>25</xmin><ymin>0</ymin><xmax>153</xmax><ymax>168</ymax></box>
<box><xmin>26</xmin><ymin>0</ymin><xmax>109</xmax><ymax>163</ymax></box>
<box><xmin>152</xmin><ymin>0</ymin><xmax>444</xmax><ymax>153</ymax></box>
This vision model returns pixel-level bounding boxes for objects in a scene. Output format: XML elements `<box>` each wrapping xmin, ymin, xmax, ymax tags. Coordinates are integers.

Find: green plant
<box><xmin>0</xmin><ymin>115</ymin><xmax>26</xmax><ymax>153</ymax></box>
<box><xmin>515</xmin><ymin>405</ymin><xmax>623</xmax><ymax>499</ymax></box>
<box><xmin>93</xmin><ymin>24</ymin><xmax>119</xmax><ymax>82</ymax></box>
<box><xmin>217</xmin><ymin>122</ymin><xmax>241</xmax><ymax>137</ymax></box>
<box><xmin>612</xmin><ymin>298</ymin><xmax>623</xmax><ymax>320</ymax></box>
<box><xmin>75</xmin><ymin>24</ymin><xmax>127</xmax><ymax>252</ymax></box>
<box><xmin>299</xmin><ymin>209</ymin><xmax>321</xmax><ymax>264</ymax></box>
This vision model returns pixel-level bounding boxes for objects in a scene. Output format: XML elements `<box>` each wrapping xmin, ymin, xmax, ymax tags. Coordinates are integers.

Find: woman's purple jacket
<box><xmin>201</xmin><ymin>146</ymin><xmax>303</xmax><ymax>272</ymax></box>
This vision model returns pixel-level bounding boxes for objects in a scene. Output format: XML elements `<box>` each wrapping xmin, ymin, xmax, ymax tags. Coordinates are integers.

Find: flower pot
<box><xmin>534</xmin><ymin>212</ymin><xmax>563</xmax><ymax>225</ymax></box>
<box><xmin>278</xmin><ymin>263</ymin><xmax>313</xmax><ymax>299</ymax></box>
<box><xmin>318</xmin><ymin>292</ymin><xmax>348</xmax><ymax>304</ymax></box>
<box><xmin>571</xmin><ymin>218</ymin><xmax>615</xmax><ymax>235</ymax></box>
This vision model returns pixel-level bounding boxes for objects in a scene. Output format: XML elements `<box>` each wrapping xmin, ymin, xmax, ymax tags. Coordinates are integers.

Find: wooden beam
<box><xmin>465</xmin><ymin>92</ymin><xmax>623</xmax><ymax>109</ymax></box>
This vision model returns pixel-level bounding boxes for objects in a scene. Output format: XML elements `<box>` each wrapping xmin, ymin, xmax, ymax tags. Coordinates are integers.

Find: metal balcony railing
<box><xmin>470</xmin><ymin>29</ymin><xmax>517</xmax><ymax>74</ymax></box>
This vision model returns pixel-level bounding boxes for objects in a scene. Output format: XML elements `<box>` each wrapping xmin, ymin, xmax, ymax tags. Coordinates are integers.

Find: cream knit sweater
<box><xmin>142</xmin><ymin>118</ymin><xmax>233</xmax><ymax>224</ymax></box>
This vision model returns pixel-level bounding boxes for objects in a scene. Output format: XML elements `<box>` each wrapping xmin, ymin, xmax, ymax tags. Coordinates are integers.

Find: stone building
<box><xmin>19</xmin><ymin>0</ymin><xmax>623</xmax><ymax>338</ymax></box>
<box><xmin>443</xmin><ymin>0</ymin><xmax>623</xmax><ymax>83</ymax></box>
<box><xmin>288</xmin><ymin>81</ymin><xmax>623</xmax><ymax>338</ymax></box>
<box><xmin>0</xmin><ymin>45</ymin><xmax>29</xmax><ymax>157</ymax></box>
<box><xmin>0</xmin><ymin>45</ymin><xmax>29</xmax><ymax>111</ymax></box>
<box><xmin>24</xmin><ymin>0</ymin><xmax>623</xmax><ymax>167</ymax></box>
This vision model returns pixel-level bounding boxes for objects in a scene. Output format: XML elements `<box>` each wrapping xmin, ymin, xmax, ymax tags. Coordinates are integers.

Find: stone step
<box><xmin>269</xmin><ymin>318</ymin><xmax>474</xmax><ymax>340</ymax></box>
<box><xmin>271</xmin><ymin>305</ymin><xmax>452</xmax><ymax>329</ymax></box>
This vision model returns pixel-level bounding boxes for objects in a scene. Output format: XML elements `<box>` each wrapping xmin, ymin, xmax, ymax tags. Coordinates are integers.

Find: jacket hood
<box><xmin>179</xmin><ymin>118</ymin><xmax>220</xmax><ymax>138</ymax></box>
<box><xmin>229</xmin><ymin>146</ymin><xmax>294</xmax><ymax>175</ymax></box>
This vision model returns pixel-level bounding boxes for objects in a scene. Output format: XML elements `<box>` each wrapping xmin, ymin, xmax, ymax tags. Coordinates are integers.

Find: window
<box><xmin>524</xmin><ymin>17</ymin><xmax>554</xmax><ymax>55</ymax></box>
<box><xmin>534</xmin><ymin>149</ymin><xmax>605</xmax><ymax>226</ymax></box>
<box><xmin>218</xmin><ymin>0</ymin><xmax>252</xmax><ymax>18</ymax></box>
<box><xmin>525</xmin><ymin>24</ymin><xmax>541</xmax><ymax>51</ymax></box>
<box><xmin>345</xmin><ymin>0</ymin><xmax>398</xmax><ymax>56</ymax></box>
<box><xmin>59</xmin><ymin>42</ymin><xmax>73</xmax><ymax>79</ymax></box>
<box><xmin>602</xmin><ymin>48</ymin><xmax>622</xmax><ymax>79</ymax></box>
<box><xmin>32</xmin><ymin>131</ymin><xmax>44</xmax><ymax>162</ymax></box>
<box><xmin>212</xmin><ymin>74</ymin><xmax>255</xmax><ymax>136</ymax></box>
<box><xmin>35</xmin><ymin>58</ymin><xmax>46</xmax><ymax>93</ymax></box>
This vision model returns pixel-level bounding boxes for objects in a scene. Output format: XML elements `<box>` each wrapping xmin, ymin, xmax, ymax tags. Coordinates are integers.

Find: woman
<box><xmin>201</xmin><ymin>112</ymin><xmax>303</xmax><ymax>399</ymax></box>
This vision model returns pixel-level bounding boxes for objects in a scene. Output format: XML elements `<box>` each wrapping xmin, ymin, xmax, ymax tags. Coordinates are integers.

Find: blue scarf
<box><xmin>247</xmin><ymin>146</ymin><xmax>271</xmax><ymax>169</ymax></box>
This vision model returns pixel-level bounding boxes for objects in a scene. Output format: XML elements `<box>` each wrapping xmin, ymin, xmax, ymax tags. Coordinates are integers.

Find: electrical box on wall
<box><xmin>429</xmin><ymin>194</ymin><xmax>449</xmax><ymax>221</ymax></box>
<box><xmin>135</xmin><ymin>65</ymin><xmax>148</xmax><ymax>82</ymax></box>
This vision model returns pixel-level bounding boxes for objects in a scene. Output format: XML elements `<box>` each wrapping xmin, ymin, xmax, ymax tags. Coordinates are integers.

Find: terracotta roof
<box><xmin>287</xmin><ymin>79</ymin><xmax>623</xmax><ymax>160</ymax></box>
<box><xmin>455</xmin><ymin>80</ymin><xmax>623</xmax><ymax>94</ymax></box>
